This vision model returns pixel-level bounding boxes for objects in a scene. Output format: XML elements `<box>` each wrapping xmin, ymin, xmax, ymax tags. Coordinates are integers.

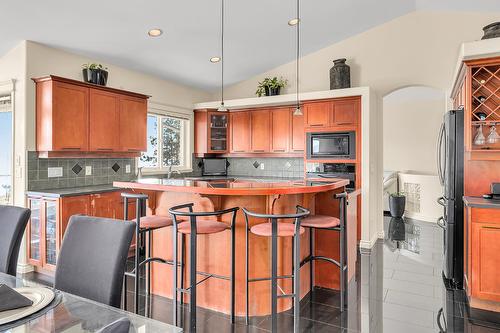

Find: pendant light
<box><xmin>217</xmin><ymin>0</ymin><xmax>228</xmax><ymax>112</ymax></box>
<box><xmin>292</xmin><ymin>0</ymin><xmax>302</xmax><ymax>116</ymax></box>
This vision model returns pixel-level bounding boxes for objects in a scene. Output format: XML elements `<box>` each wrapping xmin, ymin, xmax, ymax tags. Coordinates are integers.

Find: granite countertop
<box><xmin>463</xmin><ymin>196</ymin><xmax>500</xmax><ymax>209</ymax></box>
<box><xmin>26</xmin><ymin>185</ymin><xmax>119</xmax><ymax>198</ymax></box>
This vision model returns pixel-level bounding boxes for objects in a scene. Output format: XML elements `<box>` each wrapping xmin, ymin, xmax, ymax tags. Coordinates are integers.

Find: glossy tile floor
<box><xmin>25</xmin><ymin>216</ymin><xmax>500</xmax><ymax>332</ymax></box>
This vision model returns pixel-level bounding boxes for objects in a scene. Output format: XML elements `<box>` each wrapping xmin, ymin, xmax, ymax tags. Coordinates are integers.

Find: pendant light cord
<box><xmin>296</xmin><ymin>0</ymin><xmax>300</xmax><ymax>110</ymax></box>
<box><xmin>221</xmin><ymin>0</ymin><xmax>225</xmax><ymax>106</ymax></box>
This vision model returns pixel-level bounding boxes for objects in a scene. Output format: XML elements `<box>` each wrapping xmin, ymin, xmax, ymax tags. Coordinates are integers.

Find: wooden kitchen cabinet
<box><xmin>466</xmin><ymin>207</ymin><xmax>500</xmax><ymax>304</ymax></box>
<box><xmin>119</xmin><ymin>96</ymin><xmax>148</xmax><ymax>153</ymax></box>
<box><xmin>304</xmin><ymin>101</ymin><xmax>330</xmax><ymax>127</ymax></box>
<box><xmin>251</xmin><ymin>109</ymin><xmax>271</xmax><ymax>152</ymax></box>
<box><xmin>331</xmin><ymin>98</ymin><xmax>359</xmax><ymax>126</ymax></box>
<box><xmin>230</xmin><ymin>111</ymin><xmax>251</xmax><ymax>153</ymax></box>
<box><xmin>290</xmin><ymin>109</ymin><xmax>305</xmax><ymax>152</ymax></box>
<box><xmin>33</xmin><ymin>75</ymin><xmax>149</xmax><ymax>157</ymax></box>
<box><xmin>89</xmin><ymin>89</ymin><xmax>120</xmax><ymax>152</ymax></box>
<box><xmin>194</xmin><ymin>109</ymin><xmax>229</xmax><ymax>156</ymax></box>
<box><xmin>271</xmin><ymin>108</ymin><xmax>290</xmax><ymax>152</ymax></box>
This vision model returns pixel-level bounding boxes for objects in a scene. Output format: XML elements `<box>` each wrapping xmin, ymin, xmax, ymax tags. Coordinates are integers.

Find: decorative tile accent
<box><xmin>111</xmin><ymin>163</ymin><xmax>121</xmax><ymax>173</ymax></box>
<box><xmin>252</xmin><ymin>161</ymin><xmax>260</xmax><ymax>169</ymax></box>
<box><xmin>71</xmin><ymin>163</ymin><xmax>83</xmax><ymax>175</ymax></box>
<box><xmin>284</xmin><ymin>161</ymin><xmax>292</xmax><ymax>169</ymax></box>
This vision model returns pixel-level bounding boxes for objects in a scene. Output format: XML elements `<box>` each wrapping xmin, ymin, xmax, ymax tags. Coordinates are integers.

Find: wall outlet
<box><xmin>85</xmin><ymin>166</ymin><xmax>92</xmax><ymax>176</ymax></box>
<box><xmin>125</xmin><ymin>164</ymin><xmax>131</xmax><ymax>173</ymax></box>
<box><xmin>48</xmin><ymin>167</ymin><xmax>63</xmax><ymax>178</ymax></box>
<box><xmin>260</xmin><ymin>163</ymin><xmax>265</xmax><ymax>170</ymax></box>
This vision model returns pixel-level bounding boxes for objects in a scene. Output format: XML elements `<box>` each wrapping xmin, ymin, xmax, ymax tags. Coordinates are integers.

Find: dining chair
<box><xmin>55</xmin><ymin>215</ymin><xmax>135</xmax><ymax>308</ymax></box>
<box><xmin>0</xmin><ymin>205</ymin><xmax>31</xmax><ymax>276</ymax></box>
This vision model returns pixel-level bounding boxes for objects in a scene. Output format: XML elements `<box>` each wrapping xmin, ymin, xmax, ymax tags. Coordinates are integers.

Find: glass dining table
<box><xmin>0</xmin><ymin>272</ymin><xmax>182</xmax><ymax>332</ymax></box>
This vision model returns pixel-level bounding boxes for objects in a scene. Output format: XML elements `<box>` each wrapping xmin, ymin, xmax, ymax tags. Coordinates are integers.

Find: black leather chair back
<box><xmin>0</xmin><ymin>205</ymin><xmax>31</xmax><ymax>276</ymax></box>
<box><xmin>55</xmin><ymin>215</ymin><xmax>135</xmax><ymax>307</ymax></box>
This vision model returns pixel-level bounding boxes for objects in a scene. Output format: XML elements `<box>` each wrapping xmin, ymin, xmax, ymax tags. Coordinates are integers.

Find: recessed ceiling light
<box><xmin>288</xmin><ymin>18</ymin><xmax>300</xmax><ymax>26</ymax></box>
<box><xmin>210</xmin><ymin>56</ymin><xmax>221</xmax><ymax>63</ymax></box>
<box><xmin>148</xmin><ymin>29</ymin><xmax>163</xmax><ymax>37</ymax></box>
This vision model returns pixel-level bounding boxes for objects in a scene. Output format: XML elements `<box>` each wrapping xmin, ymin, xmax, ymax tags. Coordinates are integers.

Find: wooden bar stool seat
<box><xmin>301</xmin><ymin>215</ymin><xmax>340</xmax><ymax>228</ymax></box>
<box><xmin>177</xmin><ymin>219</ymin><xmax>229</xmax><ymax>234</ymax></box>
<box><xmin>250</xmin><ymin>222</ymin><xmax>305</xmax><ymax>237</ymax></box>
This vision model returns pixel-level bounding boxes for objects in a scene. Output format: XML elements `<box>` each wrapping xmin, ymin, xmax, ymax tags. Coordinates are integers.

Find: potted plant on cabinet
<box><xmin>389</xmin><ymin>192</ymin><xmax>406</xmax><ymax>218</ymax></box>
<box><xmin>82</xmin><ymin>63</ymin><xmax>109</xmax><ymax>86</ymax></box>
<box><xmin>255</xmin><ymin>77</ymin><xmax>288</xmax><ymax>97</ymax></box>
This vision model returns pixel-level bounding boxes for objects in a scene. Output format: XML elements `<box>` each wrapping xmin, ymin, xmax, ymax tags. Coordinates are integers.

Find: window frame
<box><xmin>139</xmin><ymin>105</ymin><xmax>192</xmax><ymax>175</ymax></box>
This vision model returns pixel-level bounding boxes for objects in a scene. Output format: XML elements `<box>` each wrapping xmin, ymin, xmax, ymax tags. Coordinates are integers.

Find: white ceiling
<box><xmin>1</xmin><ymin>0</ymin><xmax>498</xmax><ymax>91</ymax></box>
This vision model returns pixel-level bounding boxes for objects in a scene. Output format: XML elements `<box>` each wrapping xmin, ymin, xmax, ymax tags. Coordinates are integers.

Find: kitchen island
<box><xmin>114</xmin><ymin>177</ymin><xmax>357</xmax><ymax>316</ymax></box>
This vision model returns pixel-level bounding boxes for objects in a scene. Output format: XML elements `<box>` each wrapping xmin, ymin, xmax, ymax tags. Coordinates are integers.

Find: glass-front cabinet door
<box><xmin>45</xmin><ymin>200</ymin><xmax>58</xmax><ymax>266</ymax></box>
<box><xmin>28</xmin><ymin>198</ymin><xmax>42</xmax><ymax>265</ymax></box>
<box><xmin>209</xmin><ymin>113</ymin><xmax>228</xmax><ymax>152</ymax></box>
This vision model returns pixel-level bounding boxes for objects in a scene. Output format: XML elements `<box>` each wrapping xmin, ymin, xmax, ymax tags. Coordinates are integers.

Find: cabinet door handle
<box><xmin>61</xmin><ymin>147</ymin><xmax>81</xmax><ymax>150</ymax></box>
<box><xmin>273</xmin><ymin>149</ymin><xmax>286</xmax><ymax>152</ymax></box>
<box><xmin>336</xmin><ymin>122</ymin><xmax>352</xmax><ymax>125</ymax></box>
<box><xmin>97</xmin><ymin>148</ymin><xmax>113</xmax><ymax>151</ymax></box>
<box><xmin>233</xmin><ymin>150</ymin><xmax>245</xmax><ymax>153</ymax></box>
<box><xmin>253</xmin><ymin>150</ymin><xmax>265</xmax><ymax>152</ymax></box>
<box><xmin>127</xmin><ymin>148</ymin><xmax>141</xmax><ymax>152</ymax></box>
<box><xmin>483</xmin><ymin>226</ymin><xmax>500</xmax><ymax>230</ymax></box>
<box><xmin>310</xmin><ymin>124</ymin><xmax>324</xmax><ymax>127</ymax></box>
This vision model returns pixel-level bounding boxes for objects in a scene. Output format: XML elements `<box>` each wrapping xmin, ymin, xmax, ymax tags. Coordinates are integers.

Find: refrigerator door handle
<box><xmin>437</xmin><ymin>216</ymin><xmax>447</xmax><ymax>230</ymax></box>
<box><xmin>437</xmin><ymin>122</ymin><xmax>445</xmax><ymax>186</ymax></box>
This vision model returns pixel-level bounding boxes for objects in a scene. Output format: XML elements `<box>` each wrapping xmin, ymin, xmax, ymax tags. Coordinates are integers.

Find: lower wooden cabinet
<box><xmin>27</xmin><ymin>190</ymin><xmax>155</xmax><ymax>272</ymax></box>
<box><xmin>465</xmin><ymin>207</ymin><xmax>500</xmax><ymax>308</ymax></box>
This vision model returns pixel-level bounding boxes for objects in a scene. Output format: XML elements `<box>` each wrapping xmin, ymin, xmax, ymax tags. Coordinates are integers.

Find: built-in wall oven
<box><xmin>306</xmin><ymin>131</ymin><xmax>356</xmax><ymax>160</ymax></box>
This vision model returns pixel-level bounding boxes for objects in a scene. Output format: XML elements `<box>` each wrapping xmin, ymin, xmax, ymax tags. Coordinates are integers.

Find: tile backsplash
<box><xmin>190</xmin><ymin>157</ymin><xmax>304</xmax><ymax>178</ymax></box>
<box><xmin>27</xmin><ymin>151</ymin><xmax>136</xmax><ymax>191</ymax></box>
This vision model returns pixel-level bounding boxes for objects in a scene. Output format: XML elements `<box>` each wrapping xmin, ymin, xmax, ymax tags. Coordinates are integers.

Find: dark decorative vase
<box><xmin>389</xmin><ymin>195</ymin><xmax>406</xmax><ymax>218</ymax></box>
<box><xmin>97</xmin><ymin>69</ymin><xmax>108</xmax><ymax>86</ymax></box>
<box><xmin>330</xmin><ymin>58</ymin><xmax>351</xmax><ymax>90</ymax></box>
<box><xmin>482</xmin><ymin>22</ymin><xmax>500</xmax><ymax>40</ymax></box>
<box><xmin>82</xmin><ymin>68</ymin><xmax>92</xmax><ymax>83</ymax></box>
<box><xmin>265</xmin><ymin>86</ymin><xmax>281</xmax><ymax>96</ymax></box>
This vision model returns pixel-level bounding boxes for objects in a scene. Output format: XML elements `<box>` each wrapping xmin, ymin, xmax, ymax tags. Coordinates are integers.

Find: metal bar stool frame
<box><xmin>121</xmin><ymin>193</ymin><xmax>174</xmax><ymax>315</ymax></box>
<box><xmin>243</xmin><ymin>206</ymin><xmax>310</xmax><ymax>333</ymax></box>
<box><xmin>300</xmin><ymin>192</ymin><xmax>348</xmax><ymax>311</ymax></box>
<box><xmin>169</xmin><ymin>203</ymin><xmax>238</xmax><ymax>331</ymax></box>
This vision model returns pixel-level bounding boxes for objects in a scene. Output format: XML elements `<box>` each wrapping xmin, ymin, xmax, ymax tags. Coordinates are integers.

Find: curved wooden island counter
<box><xmin>114</xmin><ymin>177</ymin><xmax>357</xmax><ymax>317</ymax></box>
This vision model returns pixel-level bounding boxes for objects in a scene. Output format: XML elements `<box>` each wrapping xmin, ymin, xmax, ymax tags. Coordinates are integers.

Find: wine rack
<box><xmin>470</xmin><ymin>62</ymin><xmax>500</xmax><ymax>151</ymax></box>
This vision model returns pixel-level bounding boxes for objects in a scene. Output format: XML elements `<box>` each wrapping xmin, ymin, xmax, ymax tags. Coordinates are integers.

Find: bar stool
<box><xmin>169</xmin><ymin>203</ymin><xmax>238</xmax><ymax>331</ymax></box>
<box><xmin>121</xmin><ymin>193</ymin><xmax>173</xmax><ymax>315</ymax></box>
<box><xmin>243</xmin><ymin>206</ymin><xmax>310</xmax><ymax>333</ymax></box>
<box><xmin>300</xmin><ymin>192</ymin><xmax>348</xmax><ymax>311</ymax></box>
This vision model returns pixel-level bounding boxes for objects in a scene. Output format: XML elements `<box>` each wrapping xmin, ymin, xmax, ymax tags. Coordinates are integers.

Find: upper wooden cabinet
<box><xmin>290</xmin><ymin>109</ymin><xmax>305</xmax><ymax>152</ymax></box>
<box><xmin>33</xmin><ymin>75</ymin><xmax>149</xmax><ymax>157</ymax></box>
<box><xmin>89</xmin><ymin>89</ymin><xmax>119</xmax><ymax>152</ymax></box>
<box><xmin>304</xmin><ymin>97</ymin><xmax>360</xmax><ymax>129</ymax></box>
<box><xmin>119</xmin><ymin>96</ymin><xmax>147</xmax><ymax>152</ymax></box>
<box><xmin>271</xmin><ymin>108</ymin><xmax>290</xmax><ymax>152</ymax></box>
<box><xmin>305</xmin><ymin>101</ymin><xmax>330</xmax><ymax>127</ymax></box>
<box><xmin>251</xmin><ymin>110</ymin><xmax>271</xmax><ymax>152</ymax></box>
<box><xmin>332</xmin><ymin>98</ymin><xmax>359</xmax><ymax>126</ymax></box>
<box><xmin>194</xmin><ymin>109</ymin><xmax>229</xmax><ymax>156</ymax></box>
<box><xmin>230</xmin><ymin>111</ymin><xmax>251</xmax><ymax>153</ymax></box>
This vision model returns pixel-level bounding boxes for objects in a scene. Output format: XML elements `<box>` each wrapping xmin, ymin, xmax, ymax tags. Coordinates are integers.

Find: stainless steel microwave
<box><xmin>306</xmin><ymin>132</ymin><xmax>356</xmax><ymax>160</ymax></box>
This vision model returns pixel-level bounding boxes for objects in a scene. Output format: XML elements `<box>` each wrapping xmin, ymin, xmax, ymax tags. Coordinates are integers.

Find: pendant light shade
<box><xmin>293</xmin><ymin>0</ymin><xmax>302</xmax><ymax>116</ymax></box>
<box><xmin>217</xmin><ymin>0</ymin><xmax>228</xmax><ymax>112</ymax></box>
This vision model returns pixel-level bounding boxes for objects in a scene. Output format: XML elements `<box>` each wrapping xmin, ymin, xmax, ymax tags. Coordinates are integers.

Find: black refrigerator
<box><xmin>437</xmin><ymin>108</ymin><xmax>464</xmax><ymax>289</ymax></box>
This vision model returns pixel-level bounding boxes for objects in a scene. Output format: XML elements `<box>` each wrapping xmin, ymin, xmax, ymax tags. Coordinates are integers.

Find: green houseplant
<box><xmin>82</xmin><ymin>63</ymin><xmax>109</xmax><ymax>86</ymax></box>
<box><xmin>255</xmin><ymin>77</ymin><xmax>288</xmax><ymax>97</ymax></box>
<box><xmin>389</xmin><ymin>192</ymin><xmax>406</xmax><ymax>218</ymax></box>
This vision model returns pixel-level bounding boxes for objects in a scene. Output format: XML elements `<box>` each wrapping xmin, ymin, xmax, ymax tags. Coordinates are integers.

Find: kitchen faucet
<box><xmin>167</xmin><ymin>165</ymin><xmax>181</xmax><ymax>179</ymax></box>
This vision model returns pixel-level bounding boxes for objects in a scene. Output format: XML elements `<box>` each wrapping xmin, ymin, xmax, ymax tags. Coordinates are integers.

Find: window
<box><xmin>139</xmin><ymin>113</ymin><xmax>190</xmax><ymax>172</ymax></box>
<box><xmin>0</xmin><ymin>93</ymin><xmax>13</xmax><ymax>204</ymax></box>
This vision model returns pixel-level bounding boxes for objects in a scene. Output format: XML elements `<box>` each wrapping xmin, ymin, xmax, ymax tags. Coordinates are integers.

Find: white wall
<box><xmin>216</xmin><ymin>11</ymin><xmax>500</xmax><ymax>100</ymax></box>
<box><xmin>383</xmin><ymin>86</ymin><xmax>445</xmax><ymax>174</ymax></box>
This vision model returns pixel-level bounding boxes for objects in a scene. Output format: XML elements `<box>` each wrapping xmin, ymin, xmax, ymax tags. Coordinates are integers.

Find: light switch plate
<box><xmin>85</xmin><ymin>166</ymin><xmax>92</xmax><ymax>176</ymax></box>
<box><xmin>126</xmin><ymin>165</ymin><xmax>131</xmax><ymax>173</ymax></box>
<box><xmin>260</xmin><ymin>163</ymin><xmax>265</xmax><ymax>170</ymax></box>
<box><xmin>48</xmin><ymin>167</ymin><xmax>63</xmax><ymax>178</ymax></box>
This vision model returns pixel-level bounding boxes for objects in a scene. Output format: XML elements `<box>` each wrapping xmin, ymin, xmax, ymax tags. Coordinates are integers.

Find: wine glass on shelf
<box><xmin>474</xmin><ymin>124</ymin><xmax>486</xmax><ymax>146</ymax></box>
<box><xmin>487</xmin><ymin>124</ymin><xmax>499</xmax><ymax>144</ymax></box>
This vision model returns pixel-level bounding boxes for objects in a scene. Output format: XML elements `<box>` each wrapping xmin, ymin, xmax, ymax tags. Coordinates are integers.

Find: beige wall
<box><xmin>217</xmin><ymin>11</ymin><xmax>500</xmax><ymax>100</ymax></box>
<box><xmin>383</xmin><ymin>86</ymin><xmax>445</xmax><ymax>174</ymax></box>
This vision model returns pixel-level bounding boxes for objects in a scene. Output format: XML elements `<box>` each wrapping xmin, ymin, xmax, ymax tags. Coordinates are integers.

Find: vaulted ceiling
<box><xmin>1</xmin><ymin>0</ymin><xmax>498</xmax><ymax>91</ymax></box>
